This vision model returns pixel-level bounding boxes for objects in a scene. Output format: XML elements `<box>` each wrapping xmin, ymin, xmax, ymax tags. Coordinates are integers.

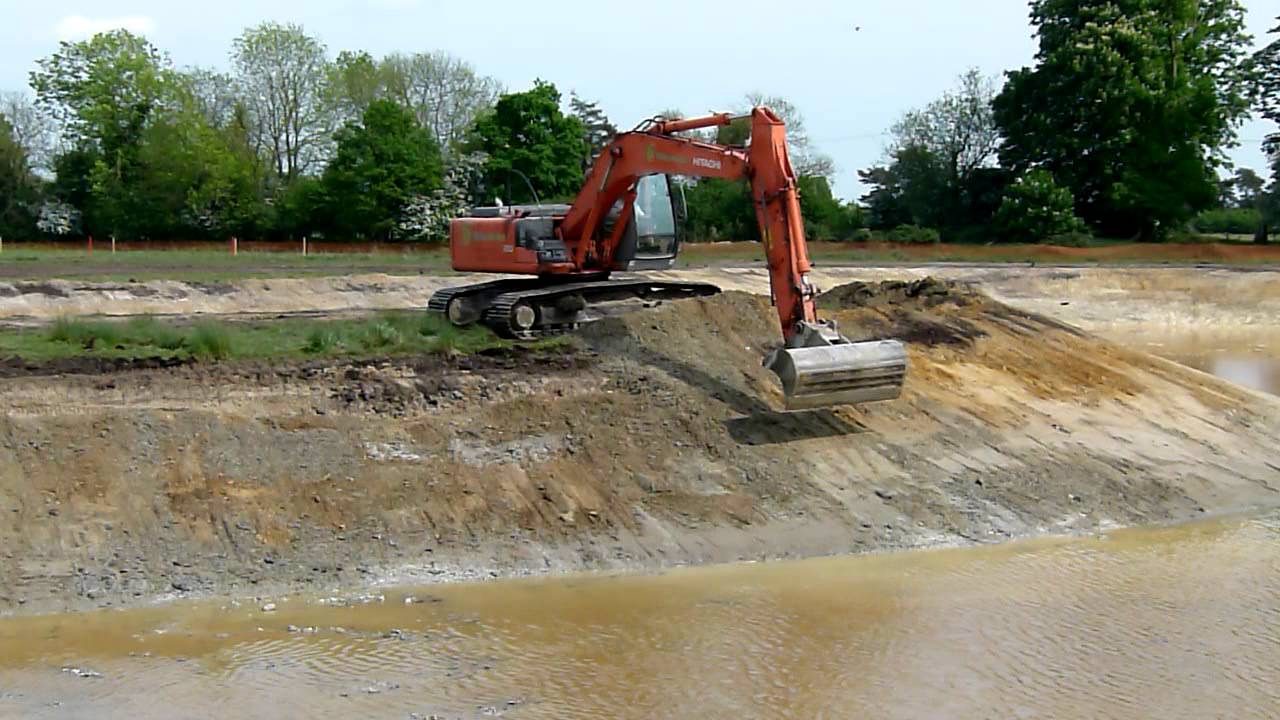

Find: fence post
<box><xmin>88</xmin><ymin>235</ymin><xmax>93</xmax><ymax>255</ymax></box>
<box><xmin>231</xmin><ymin>236</ymin><xmax>238</xmax><ymax>256</ymax></box>
<box><xmin>111</xmin><ymin>235</ymin><xmax>117</xmax><ymax>254</ymax></box>
<box><xmin>303</xmin><ymin>236</ymin><xmax>308</xmax><ymax>256</ymax></box>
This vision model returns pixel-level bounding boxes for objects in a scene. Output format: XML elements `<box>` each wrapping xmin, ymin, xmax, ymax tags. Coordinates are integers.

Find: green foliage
<box><xmin>189</xmin><ymin>322</ymin><xmax>233</xmax><ymax>359</ymax></box>
<box><xmin>361</xmin><ymin>320</ymin><xmax>406</xmax><ymax>350</ymax></box>
<box><xmin>304</xmin><ymin>327</ymin><xmax>340</xmax><ymax>354</ymax></box>
<box><xmin>315</xmin><ymin>99</ymin><xmax>443</xmax><ymax>239</ymax></box>
<box><xmin>994</xmin><ymin>170</ymin><xmax>1087</xmax><ymax>242</ymax></box>
<box><xmin>569</xmin><ymin>93</ymin><xmax>617</xmax><ymax>169</ymax></box>
<box><xmin>124</xmin><ymin>316</ymin><xmax>186</xmax><ymax>349</ymax></box>
<box><xmin>468</xmin><ymin>81</ymin><xmax>587</xmax><ymax>203</ymax></box>
<box><xmin>1253</xmin><ymin>19</ymin><xmax>1280</xmax><ymax>242</ymax></box>
<box><xmin>797</xmin><ymin>176</ymin><xmax>866</xmax><ymax>240</ymax></box>
<box><xmin>30</xmin><ymin>30</ymin><xmax>176</xmax><ymax>152</ymax></box>
<box><xmin>0</xmin><ymin>114</ymin><xmax>40</xmax><ymax>239</ymax></box>
<box><xmin>886</xmin><ymin>224</ymin><xmax>941</xmax><ymax>244</ymax></box>
<box><xmin>22</xmin><ymin>312</ymin><xmax>515</xmax><ymax>362</ymax></box>
<box><xmin>681</xmin><ymin>178</ymin><xmax>756</xmax><ymax>242</ymax></box>
<box><xmin>1193</xmin><ymin>207</ymin><xmax>1263</xmax><ymax>235</ymax></box>
<box><xmin>30</xmin><ymin>30</ymin><xmax>181</xmax><ymax>238</ymax></box>
<box><xmin>48</xmin><ymin>317</ymin><xmax>122</xmax><ymax>348</ymax></box>
<box><xmin>994</xmin><ymin>0</ymin><xmax>1253</xmax><ymax>240</ymax></box>
<box><xmin>862</xmin><ymin>70</ymin><xmax>1007</xmax><ymax>240</ymax></box>
<box><xmin>860</xmin><ymin>145</ymin><xmax>949</xmax><ymax>230</ymax></box>
<box><xmin>326</xmin><ymin>50</ymin><xmax>385</xmax><ymax>122</ymax></box>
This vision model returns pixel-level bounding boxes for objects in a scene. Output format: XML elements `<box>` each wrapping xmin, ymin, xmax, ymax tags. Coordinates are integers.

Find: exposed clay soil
<box><xmin>1</xmin><ymin>279</ymin><xmax>1277</xmax><ymax>617</ymax></box>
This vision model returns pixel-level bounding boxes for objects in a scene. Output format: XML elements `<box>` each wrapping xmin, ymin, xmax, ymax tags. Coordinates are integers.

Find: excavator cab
<box><xmin>611</xmin><ymin>174</ymin><xmax>683</xmax><ymax>271</ymax></box>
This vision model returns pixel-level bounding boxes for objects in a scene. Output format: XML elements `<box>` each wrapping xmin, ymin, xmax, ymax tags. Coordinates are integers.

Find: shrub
<box><xmin>1193</xmin><ymin>208</ymin><xmax>1262</xmax><ymax>236</ymax></box>
<box><xmin>994</xmin><ymin>170</ymin><xmax>1087</xmax><ymax>242</ymax></box>
<box><xmin>303</xmin><ymin>327</ymin><xmax>340</xmax><ymax>354</ymax></box>
<box><xmin>361</xmin><ymin>321</ymin><xmax>404</xmax><ymax>350</ymax></box>
<box><xmin>189</xmin><ymin>322</ymin><xmax>233</xmax><ymax>360</ymax></box>
<box><xmin>47</xmin><ymin>317</ymin><xmax>123</xmax><ymax>349</ymax></box>
<box><xmin>886</xmin><ymin>224</ymin><xmax>941</xmax><ymax>244</ymax></box>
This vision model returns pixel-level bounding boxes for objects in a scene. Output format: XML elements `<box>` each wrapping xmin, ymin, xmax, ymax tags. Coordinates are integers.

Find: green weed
<box><xmin>189</xmin><ymin>322</ymin><xmax>233</xmax><ymax>359</ymax></box>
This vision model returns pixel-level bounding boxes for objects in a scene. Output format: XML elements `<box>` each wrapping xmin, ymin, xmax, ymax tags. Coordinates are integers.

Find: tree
<box><xmin>30</xmin><ymin>30</ymin><xmax>178</xmax><ymax>237</ymax></box>
<box><xmin>681</xmin><ymin>177</ymin><xmax>756</xmax><ymax>242</ymax></box>
<box><xmin>30</xmin><ymin>30</ymin><xmax>175</xmax><ymax>151</ymax></box>
<box><xmin>180</xmin><ymin>67</ymin><xmax>239</xmax><ymax>128</ymax></box>
<box><xmin>0</xmin><ymin>91</ymin><xmax>56</xmax><ymax>172</ymax></box>
<box><xmin>232</xmin><ymin>22</ymin><xmax>333</xmax><ymax>180</ymax></box>
<box><xmin>865</xmin><ymin>69</ymin><xmax>1004</xmax><ymax>237</ymax></box>
<box><xmin>467</xmin><ymin>81</ymin><xmax>586</xmax><ymax>203</ymax></box>
<box><xmin>859</xmin><ymin>145</ymin><xmax>950</xmax><ymax>230</ymax></box>
<box><xmin>0</xmin><ymin>114</ymin><xmax>40</xmax><ymax>239</ymax></box>
<box><xmin>797</xmin><ymin>176</ymin><xmax>865</xmax><ymax>240</ymax></box>
<box><xmin>994</xmin><ymin>170</ymin><xmax>1087</xmax><ymax>242</ymax></box>
<box><xmin>382</xmin><ymin>51</ymin><xmax>501</xmax><ymax>153</ymax></box>
<box><xmin>1224</xmin><ymin>168</ymin><xmax>1267</xmax><ymax>209</ymax></box>
<box><xmin>995</xmin><ymin>0</ymin><xmax>1253</xmax><ymax>240</ymax></box>
<box><xmin>326</xmin><ymin>50</ymin><xmax>386</xmax><ymax>124</ymax></box>
<box><xmin>315</xmin><ymin>100</ymin><xmax>443</xmax><ymax>239</ymax></box>
<box><xmin>892</xmin><ymin>69</ymin><xmax>1000</xmax><ymax>197</ymax></box>
<box><xmin>569</xmin><ymin>93</ymin><xmax>617</xmax><ymax>167</ymax></box>
<box><xmin>1253</xmin><ymin>16</ymin><xmax>1280</xmax><ymax>242</ymax></box>
<box><xmin>136</xmin><ymin>106</ymin><xmax>265</xmax><ymax>238</ymax></box>
<box><xmin>396</xmin><ymin>151</ymin><xmax>487</xmax><ymax>243</ymax></box>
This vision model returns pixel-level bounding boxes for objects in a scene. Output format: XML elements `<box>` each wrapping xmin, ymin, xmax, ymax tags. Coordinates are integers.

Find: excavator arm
<box><xmin>560</xmin><ymin>108</ymin><xmax>907</xmax><ymax>409</ymax></box>
<box><xmin>562</xmin><ymin>109</ymin><xmax>816</xmax><ymax>342</ymax></box>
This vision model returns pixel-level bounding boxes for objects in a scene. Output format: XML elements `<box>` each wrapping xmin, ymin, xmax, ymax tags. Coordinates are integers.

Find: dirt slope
<box><xmin>1</xmin><ymin>280</ymin><xmax>1277</xmax><ymax>616</ymax></box>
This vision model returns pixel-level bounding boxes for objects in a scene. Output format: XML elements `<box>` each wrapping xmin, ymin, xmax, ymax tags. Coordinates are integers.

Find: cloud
<box><xmin>55</xmin><ymin>15</ymin><xmax>157</xmax><ymax>41</ymax></box>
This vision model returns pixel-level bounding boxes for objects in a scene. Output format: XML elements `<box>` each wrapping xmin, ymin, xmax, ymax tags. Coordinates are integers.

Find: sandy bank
<box><xmin>0</xmin><ymin>279</ymin><xmax>1276</xmax><ymax>617</ymax></box>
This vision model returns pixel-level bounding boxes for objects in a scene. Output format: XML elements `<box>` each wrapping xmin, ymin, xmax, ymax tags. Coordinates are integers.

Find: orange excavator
<box><xmin>428</xmin><ymin>107</ymin><xmax>906</xmax><ymax>410</ymax></box>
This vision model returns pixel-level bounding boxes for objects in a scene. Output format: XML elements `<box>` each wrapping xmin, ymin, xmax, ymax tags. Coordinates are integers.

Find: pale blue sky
<box><xmin>0</xmin><ymin>0</ymin><xmax>1274</xmax><ymax>198</ymax></box>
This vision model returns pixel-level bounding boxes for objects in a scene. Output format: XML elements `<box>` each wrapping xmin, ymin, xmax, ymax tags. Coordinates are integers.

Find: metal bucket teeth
<box><xmin>766</xmin><ymin>340</ymin><xmax>907</xmax><ymax>410</ymax></box>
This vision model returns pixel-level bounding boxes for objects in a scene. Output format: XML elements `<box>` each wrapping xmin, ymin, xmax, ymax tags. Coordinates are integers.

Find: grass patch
<box><xmin>124</xmin><ymin>316</ymin><xmax>187</xmax><ymax>350</ymax></box>
<box><xmin>0</xmin><ymin>247</ymin><xmax>453</xmax><ymax>282</ymax></box>
<box><xmin>5</xmin><ymin>310</ymin><xmax>530</xmax><ymax>363</ymax></box>
<box><xmin>303</xmin><ymin>327</ymin><xmax>340</xmax><ymax>354</ymax></box>
<box><xmin>48</xmin><ymin>317</ymin><xmax>124</xmax><ymax>349</ymax></box>
<box><xmin>189</xmin><ymin>322</ymin><xmax>233</xmax><ymax>359</ymax></box>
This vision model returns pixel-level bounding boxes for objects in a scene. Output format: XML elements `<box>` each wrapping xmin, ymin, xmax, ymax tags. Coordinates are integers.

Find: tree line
<box><xmin>1</xmin><ymin>3</ymin><xmax>1279</xmax><ymax>246</ymax></box>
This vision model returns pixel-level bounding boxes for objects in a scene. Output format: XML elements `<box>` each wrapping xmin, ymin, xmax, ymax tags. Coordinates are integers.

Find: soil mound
<box><xmin>818</xmin><ymin>277</ymin><xmax>966</xmax><ymax>311</ymax></box>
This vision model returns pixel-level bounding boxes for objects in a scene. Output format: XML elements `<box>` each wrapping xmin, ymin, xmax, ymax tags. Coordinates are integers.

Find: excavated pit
<box><xmin>0</xmin><ymin>279</ymin><xmax>1277</xmax><ymax>616</ymax></box>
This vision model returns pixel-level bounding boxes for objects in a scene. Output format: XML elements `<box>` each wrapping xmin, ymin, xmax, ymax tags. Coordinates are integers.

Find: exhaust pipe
<box><xmin>764</xmin><ymin>322</ymin><xmax>907</xmax><ymax>411</ymax></box>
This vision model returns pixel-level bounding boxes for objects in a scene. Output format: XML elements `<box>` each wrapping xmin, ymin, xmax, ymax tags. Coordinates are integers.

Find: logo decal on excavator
<box><xmin>644</xmin><ymin>143</ymin><xmax>722</xmax><ymax>171</ymax></box>
<box><xmin>458</xmin><ymin>224</ymin><xmax>506</xmax><ymax>246</ymax></box>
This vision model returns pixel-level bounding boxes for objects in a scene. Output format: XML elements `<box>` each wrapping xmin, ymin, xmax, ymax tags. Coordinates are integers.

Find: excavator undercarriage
<box><xmin>427</xmin><ymin>277</ymin><xmax>720</xmax><ymax>340</ymax></box>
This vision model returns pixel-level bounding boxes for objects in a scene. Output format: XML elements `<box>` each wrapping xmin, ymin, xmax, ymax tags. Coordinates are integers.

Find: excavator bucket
<box><xmin>765</xmin><ymin>338</ymin><xmax>908</xmax><ymax>411</ymax></box>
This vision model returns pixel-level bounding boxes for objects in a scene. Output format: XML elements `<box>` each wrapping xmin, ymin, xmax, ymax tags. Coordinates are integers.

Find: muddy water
<box><xmin>3</xmin><ymin>514</ymin><xmax>1280</xmax><ymax>719</ymax></box>
<box><xmin>1133</xmin><ymin>331</ymin><xmax>1280</xmax><ymax>396</ymax></box>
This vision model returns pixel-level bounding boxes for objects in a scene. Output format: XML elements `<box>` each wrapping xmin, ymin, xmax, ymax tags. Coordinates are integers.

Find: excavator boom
<box><xmin>430</xmin><ymin>107</ymin><xmax>907</xmax><ymax>410</ymax></box>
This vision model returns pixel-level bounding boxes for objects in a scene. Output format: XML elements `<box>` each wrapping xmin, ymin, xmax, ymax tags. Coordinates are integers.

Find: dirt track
<box><xmin>1</xmin><ymin>265</ymin><xmax>1276</xmax><ymax>335</ymax></box>
<box><xmin>1</xmin><ymin>276</ymin><xmax>1277</xmax><ymax>616</ymax></box>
